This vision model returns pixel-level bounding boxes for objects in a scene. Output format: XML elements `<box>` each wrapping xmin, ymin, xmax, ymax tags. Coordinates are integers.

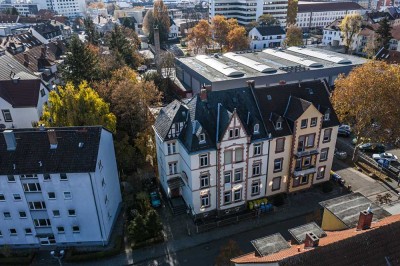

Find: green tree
<box><xmin>339</xmin><ymin>14</ymin><xmax>362</xmax><ymax>53</ymax></box>
<box><xmin>143</xmin><ymin>0</ymin><xmax>170</xmax><ymax>44</ymax></box>
<box><xmin>145</xmin><ymin>209</ymin><xmax>163</xmax><ymax>238</ymax></box>
<box><xmin>62</xmin><ymin>35</ymin><xmax>99</xmax><ymax>85</ymax></box>
<box><xmin>287</xmin><ymin>0</ymin><xmax>298</xmax><ymax>25</ymax></box>
<box><xmin>84</xmin><ymin>17</ymin><xmax>100</xmax><ymax>45</ymax></box>
<box><xmin>122</xmin><ymin>17</ymin><xmax>135</xmax><ymax>30</ymax></box>
<box><xmin>376</xmin><ymin>16</ymin><xmax>393</xmax><ymax>49</ymax></box>
<box><xmin>106</xmin><ymin>25</ymin><xmax>142</xmax><ymax>69</ymax></box>
<box><xmin>3</xmin><ymin>7</ymin><xmax>18</xmax><ymax>15</ymax></box>
<box><xmin>128</xmin><ymin>214</ymin><xmax>149</xmax><ymax>243</ymax></box>
<box><xmin>332</xmin><ymin>61</ymin><xmax>400</xmax><ymax>160</ymax></box>
<box><xmin>258</xmin><ymin>14</ymin><xmax>279</xmax><ymax>26</ymax></box>
<box><xmin>215</xmin><ymin>240</ymin><xmax>243</xmax><ymax>266</ymax></box>
<box><xmin>41</xmin><ymin>82</ymin><xmax>116</xmax><ymax>132</ymax></box>
<box><xmin>285</xmin><ymin>25</ymin><xmax>303</xmax><ymax>46</ymax></box>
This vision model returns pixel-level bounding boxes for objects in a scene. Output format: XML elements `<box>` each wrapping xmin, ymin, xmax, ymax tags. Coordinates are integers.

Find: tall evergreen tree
<box><xmin>376</xmin><ymin>16</ymin><xmax>393</xmax><ymax>49</ymax></box>
<box><xmin>84</xmin><ymin>17</ymin><xmax>100</xmax><ymax>45</ymax></box>
<box><xmin>62</xmin><ymin>35</ymin><xmax>99</xmax><ymax>85</ymax></box>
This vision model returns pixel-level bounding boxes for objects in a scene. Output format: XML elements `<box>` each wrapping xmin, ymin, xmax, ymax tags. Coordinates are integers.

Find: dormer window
<box><xmin>324</xmin><ymin>112</ymin><xmax>330</xmax><ymax>121</ymax></box>
<box><xmin>276</xmin><ymin>121</ymin><xmax>282</xmax><ymax>130</ymax></box>
<box><xmin>199</xmin><ymin>133</ymin><xmax>206</xmax><ymax>144</ymax></box>
<box><xmin>254</xmin><ymin>124</ymin><xmax>259</xmax><ymax>134</ymax></box>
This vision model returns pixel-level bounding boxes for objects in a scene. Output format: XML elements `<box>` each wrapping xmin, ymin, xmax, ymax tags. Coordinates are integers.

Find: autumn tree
<box><xmin>339</xmin><ymin>14</ymin><xmax>362</xmax><ymax>53</ymax></box>
<box><xmin>363</xmin><ymin>33</ymin><xmax>379</xmax><ymax>59</ymax></box>
<box><xmin>143</xmin><ymin>0</ymin><xmax>170</xmax><ymax>44</ymax></box>
<box><xmin>287</xmin><ymin>0</ymin><xmax>298</xmax><ymax>25</ymax></box>
<box><xmin>285</xmin><ymin>25</ymin><xmax>303</xmax><ymax>46</ymax></box>
<box><xmin>211</xmin><ymin>15</ymin><xmax>230</xmax><ymax>48</ymax></box>
<box><xmin>227</xmin><ymin>26</ymin><xmax>249</xmax><ymax>51</ymax></box>
<box><xmin>62</xmin><ymin>35</ymin><xmax>100</xmax><ymax>85</ymax></box>
<box><xmin>215</xmin><ymin>240</ymin><xmax>243</xmax><ymax>266</ymax></box>
<box><xmin>41</xmin><ymin>82</ymin><xmax>116</xmax><ymax>132</ymax></box>
<box><xmin>332</xmin><ymin>61</ymin><xmax>400</xmax><ymax>160</ymax></box>
<box><xmin>106</xmin><ymin>25</ymin><xmax>142</xmax><ymax>69</ymax></box>
<box><xmin>258</xmin><ymin>14</ymin><xmax>279</xmax><ymax>26</ymax></box>
<box><xmin>188</xmin><ymin>19</ymin><xmax>211</xmax><ymax>54</ymax></box>
<box><xmin>376</xmin><ymin>16</ymin><xmax>393</xmax><ymax>49</ymax></box>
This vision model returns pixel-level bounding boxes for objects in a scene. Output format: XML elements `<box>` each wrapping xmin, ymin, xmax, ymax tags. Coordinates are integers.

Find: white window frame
<box><xmin>200</xmin><ymin>174</ymin><xmax>209</xmax><ymax>188</ymax></box>
<box><xmin>200</xmin><ymin>154</ymin><xmax>209</xmax><ymax>167</ymax></box>
<box><xmin>63</xmin><ymin>191</ymin><xmax>72</xmax><ymax>200</ymax></box>
<box><xmin>253</xmin><ymin>143</ymin><xmax>261</xmax><ymax>156</ymax></box>
<box><xmin>234</xmin><ymin>189</ymin><xmax>242</xmax><ymax>202</ymax></box>
<box><xmin>224</xmin><ymin>171</ymin><xmax>231</xmax><ymax>184</ymax></box>
<box><xmin>274</xmin><ymin>158</ymin><xmax>283</xmax><ymax>172</ymax></box>
<box><xmin>201</xmin><ymin>194</ymin><xmax>210</xmax><ymax>207</ymax></box>
<box><xmin>251</xmin><ymin>181</ymin><xmax>260</xmax><ymax>195</ymax></box>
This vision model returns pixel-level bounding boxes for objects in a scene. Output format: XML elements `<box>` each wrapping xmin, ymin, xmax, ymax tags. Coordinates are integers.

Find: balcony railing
<box><xmin>294</xmin><ymin>165</ymin><xmax>317</xmax><ymax>177</ymax></box>
<box><xmin>295</xmin><ymin>148</ymin><xmax>319</xmax><ymax>158</ymax></box>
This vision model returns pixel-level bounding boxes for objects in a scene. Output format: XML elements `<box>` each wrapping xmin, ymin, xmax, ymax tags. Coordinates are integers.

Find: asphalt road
<box><xmin>134</xmin><ymin>214</ymin><xmax>308</xmax><ymax>266</ymax></box>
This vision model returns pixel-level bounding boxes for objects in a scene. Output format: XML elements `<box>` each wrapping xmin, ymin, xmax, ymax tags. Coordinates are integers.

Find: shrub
<box><xmin>145</xmin><ymin>209</ymin><xmax>163</xmax><ymax>238</ymax></box>
<box><xmin>128</xmin><ymin>214</ymin><xmax>149</xmax><ymax>242</ymax></box>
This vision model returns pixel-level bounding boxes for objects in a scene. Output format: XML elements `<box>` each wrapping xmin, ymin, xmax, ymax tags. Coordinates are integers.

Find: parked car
<box><xmin>338</xmin><ymin>124</ymin><xmax>351</xmax><ymax>137</ymax></box>
<box><xmin>334</xmin><ymin>149</ymin><xmax>347</xmax><ymax>160</ymax></box>
<box><xmin>150</xmin><ymin>191</ymin><xmax>161</xmax><ymax>208</ymax></box>
<box><xmin>372</xmin><ymin>152</ymin><xmax>398</xmax><ymax>162</ymax></box>
<box><xmin>358</xmin><ymin>143</ymin><xmax>386</xmax><ymax>153</ymax></box>
<box><xmin>377</xmin><ymin>159</ymin><xmax>391</xmax><ymax>169</ymax></box>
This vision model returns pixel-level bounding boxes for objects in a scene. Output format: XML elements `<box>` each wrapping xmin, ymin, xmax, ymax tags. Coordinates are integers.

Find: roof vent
<box><xmin>78</xmin><ymin>142</ymin><xmax>84</xmax><ymax>148</ymax></box>
<box><xmin>47</xmin><ymin>129</ymin><xmax>58</xmax><ymax>149</ymax></box>
<box><xmin>267</xmin><ymin>95</ymin><xmax>272</xmax><ymax>100</ymax></box>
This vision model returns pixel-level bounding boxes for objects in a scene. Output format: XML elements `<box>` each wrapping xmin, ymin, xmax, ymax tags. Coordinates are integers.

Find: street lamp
<box><xmin>50</xmin><ymin>250</ymin><xmax>64</xmax><ymax>266</ymax></box>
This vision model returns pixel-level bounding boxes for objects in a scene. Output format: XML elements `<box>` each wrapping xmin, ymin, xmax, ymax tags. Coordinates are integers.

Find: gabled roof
<box><xmin>376</xmin><ymin>48</ymin><xmax>400</xmax><ymax>64</ymax></box>
<box><xmin>0</xmin><ymin>126</ymin><xmax>103</xmax><ymax>175</ymax></box>
<box><xmin>284</xmin><ymin>96</ymin><xmax>313</xmax><ymax>122</ymax></box>
<box><xmin>0</xmin><ymin>79</ymin><xmax>43</xmax><ymax>107</ymax></box>
<box><xmin>253</xmin><ymin>80</ymin><xmax>340</xmax><ymax>138</ymax></box>
<box><xmin>154</xmin><ymin>99</ymin><xmax>187</xmax><ymax>140</ymax></box>
<box><xmin>232</xmin><ymin>214</ymin><xmax>400</xmax><ymax>265</ymax></box>
<box><xmin>319</xmin><ymin>192</ymin><xmax>391</xmax><ymax>228</ymax></box>
<box><xmin>255</xmin><ymin>26</ymin><xmax>285</xmax><ymax>36</ymax></box>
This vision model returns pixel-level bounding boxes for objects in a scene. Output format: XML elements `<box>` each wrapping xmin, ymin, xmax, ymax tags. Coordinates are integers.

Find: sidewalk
<box><xmin>65</xmin><ymin>187</ymin><xmax>344</xmax><ymax>266</ymax></box>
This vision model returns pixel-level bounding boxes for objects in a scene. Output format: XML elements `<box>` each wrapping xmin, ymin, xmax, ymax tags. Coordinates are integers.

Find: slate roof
<box><xmin>298</xmin><ymin>1</ymin><xmax>364</xmax><ymax>13</ymax></box>
<box><xmin>253</xmin><ymin>80</ymin><xmax>340</xmax><ymax>138</ymax></box>
<box><xmin>32</xmin><ymin>22</ymin><xmax>62</xmax><ymax>40</ymax></box>
<box><xmin>284</xmin><ymin>96</ymin><xmax>312</xmax><ymax>122</ymax></box>
<box><xmin>376</xmin><ymin>48</ymin><xmax>400</xmax><ymax>64</ymax></box>
<box><xmin>255</xmin><ymin>26</ymin><xmax>285</xmax><ymax>36</ymax></box>
<box><xmin>0</xmin><ymin>53</ymin><xmax>38</xmax><ymax>81</ymax></box>
<box><xmin>232</xmin><ymin>214</ymin><xmax>400</xmax><ymax>265</ymax></box>
<box><xmin>0</xmin><ymin>79</ymin><xmax>43</xmax><ymax>107</ymax></box>
<box><xmin>319</xmin><ymin>192</ymin><xmax>391</xmax><ymax>228</ymax></box>
<box><xmin>0</xmin><ymin>126</ymin><xmax>103</xmax><ymax>175</ymax></box>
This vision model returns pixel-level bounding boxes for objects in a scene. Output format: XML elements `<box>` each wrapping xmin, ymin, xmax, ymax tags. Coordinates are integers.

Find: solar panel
<box><xmin>263</xmin><ymin>49</ymin><xmax>323</xmax><ymax>68</ymax></box>
<box><xmin>224</xmin><ymin>52</ymin><xmax>276</xmax><ymax>73</ymax></box>
<box><xmin>288</xmin><ymin>47</ymin><xmax>352</xmax><ymax>64</ymax></box>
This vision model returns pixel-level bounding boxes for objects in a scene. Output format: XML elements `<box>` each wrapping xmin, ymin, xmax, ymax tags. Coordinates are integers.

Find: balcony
<box><xmin>295</xmin><ymin>148</ymin><xmax>319</xmax><ymax>158</ymax></box>
<box><xmin>294</xmin><ymin>165</ymin><xmax>316</xmax><ymax>177</ymax></box>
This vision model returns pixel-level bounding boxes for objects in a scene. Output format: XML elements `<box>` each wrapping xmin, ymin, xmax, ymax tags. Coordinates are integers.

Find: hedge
<box><xmin>65</xmin><ymin>235</ymin><xmax>123</xmax><ymax>262</ymax></box>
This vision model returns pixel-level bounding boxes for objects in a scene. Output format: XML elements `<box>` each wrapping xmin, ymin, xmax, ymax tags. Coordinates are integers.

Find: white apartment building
<box><xmin>296</xmin><ymin>2</ymin><xmax>365</xmax><ymax>29</ymax></box>
<box><xmin>248</xmin><ymin>25</ymin><xmax>286</xmax><ymax>49</ymax></box>
<box><xmin>0</xmin><ymin>126</ymin><xmax>122</xmax><ymax>247</ymax></box>
<box><xmin>0</xmin><ymin>54</ymin><xmax>49</xmax><ymax>129</ymax></box>
<box><xmin>208</xmin><ymin>0</ymin><xmax>288</xmax><ymax>26</ymax></box>
<box><xmin>154</xmin><ymin>79</ymin><xmax>339</xmax><ymax>220</ymax></box>
<box><xmin>33</xmin><ymin>0</ymin><xmax>86</xmax><ymax>17</ymax></box>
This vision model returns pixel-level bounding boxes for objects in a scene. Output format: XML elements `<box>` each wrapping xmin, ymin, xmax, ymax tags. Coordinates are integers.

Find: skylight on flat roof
<box><xmin>288</xmin><ymin>47</ymin><xmax>352</xmax><ymax>64</ymax></box>
<box><xmin>262</xmin><ymin>49</ymin><xmax>323</xmax><ymax>68</ymax></box>
<box><xmin>196</xmin><ymin>55</ymin><xmax>245</xmax><ymax>77</ymax></box>
<box><xmin>224</xmin><ymin>52</ymin><xmax>276</xmax><ymax>73</ymax></box>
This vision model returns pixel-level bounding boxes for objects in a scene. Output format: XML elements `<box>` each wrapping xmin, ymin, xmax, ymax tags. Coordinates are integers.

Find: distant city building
<box><xmin>208</xmin><ymin>0</ymin><xmax>288</xmax><ymax>26</ymax></box>
<box><xmin>248</xmin><ymin>25</ymin><xmax>286</xmax><ymax>49</ymax></box>
<box><xmin>0</xmin><ymin>3</ymin><xmax>39</xmax><ymax>16</ymax></box>
<box><xmin>296</xmin><ymin>2</ymin><xmax>365</xmax><ymax>30</ymax></box>
<box><xmin>33</xmin><ymin>0</ymin><xmax>86</xmax><ymax>17</ymax></box>
<box><xmin>0</xmin><ymin>126</ymin><xmax>122</xmax><ymax>247</ymax></box>
<box><xmin>30</xmin><ymin>22</ymin><xmax>64</xmax><ymax>44</ymax></box>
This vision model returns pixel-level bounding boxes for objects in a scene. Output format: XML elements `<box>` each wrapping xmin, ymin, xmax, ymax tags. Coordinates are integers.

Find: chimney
<box><xmin>357</xmin><ymin>210</ymin><xmax>373</xmax><ymax>230</ymax></box>
<box><xmin>47</xmin><ymin>129</ymin><xmax>58</xmax><ymax>149</ymax></box>
<box><xmin>200</xmin><ymin>88</ymin><xmax>207</xmax><ymax>101</ymax></box>
<box><xmin>154</xmin><ymin>25</ymin><xmax>161</xmax><ymax>70</ymax></box>
<box><xmin>23</xmin><ymin>52</ymin><xmax>29</xmax><ymax>64</ymax></box>
<box><xmin>41</xmin><ymin>46</ymin><xmax>46</xmax><ymax>58</ymax></box>
<box><xmin>203</xmin><ymin>84</ymin><xmax>212</xmax><ymax>92</ymax></box>
<box><xmin>3</xmin><ymin>130</ymin><xmax>17</xmax><ymax>151</ymax></box>
<box><xmin>304</xmin><ymin>232</ymin><xmax>319</xmax><ymax>249</ymax></box>
<box><xmin>246</xmin><ymin>80</ymin><xmax>255</xmax><ymax>89</ymax></box>
<box><xmin>279</xmin><ymin>80</ymin><xmax>286</xmax><ymax>85</ymax></box>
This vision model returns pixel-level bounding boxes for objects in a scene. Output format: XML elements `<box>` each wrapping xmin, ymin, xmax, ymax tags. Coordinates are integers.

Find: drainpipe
<box><xmin>89</xmin><ymin>172</ymin><xmax>105</xmax><ymax>246</ymax></box>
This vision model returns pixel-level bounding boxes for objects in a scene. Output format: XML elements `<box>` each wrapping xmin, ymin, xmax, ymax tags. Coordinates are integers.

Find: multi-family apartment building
<box><xmin>296</xmin><ymin>2</ymin><xmax>365</xmax><ymax>30</ymax></box>
<box><xmin>248</xmin><ymin>25</ymin><xmax>286</xmax><ymax>49</ymax></box>
<box><xmin>208</xmin><ymin>0</ymin><xmax>288</xmax><ymax>26</ymax></box>
<box><xmin>154</xmin><ymin>79</ymin><xmax>339</xmax><ymax>219</ymax></box>
<box><xmin>0</xmin><ymin>126</ymin><xmax>122</xmax><ymax>247</ymax></box>
<box><xmin>0</xmin><ymin>53</ymin><xmax>49</xmax><ymax>129</ymax></box>
<box><xmin>33</xmin><ymin>0</ymin><xmax>86</xmax><ymax>17</ymax></box>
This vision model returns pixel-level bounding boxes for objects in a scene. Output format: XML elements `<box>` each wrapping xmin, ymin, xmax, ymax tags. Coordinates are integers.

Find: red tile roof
<box><xmin>232</xmin><ymin>214</ymin><xmax>400</xmax><ymax>265</ymax></box>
